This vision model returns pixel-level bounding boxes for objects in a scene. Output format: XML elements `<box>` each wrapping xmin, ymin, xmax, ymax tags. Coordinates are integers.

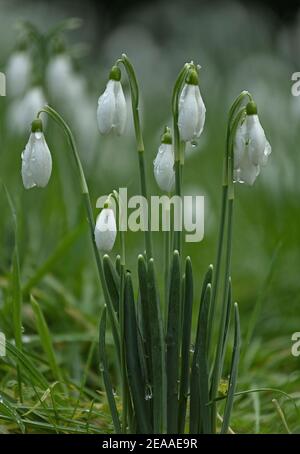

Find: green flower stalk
<box><xmin>116</xmin><ymin>54</ymin><xmax>153</xmax><ymax>259</ymax></box>
<box><xmin>34</xmin><ymin>106</ymin><xmax>121</xmax><ymax>370</ymax></box>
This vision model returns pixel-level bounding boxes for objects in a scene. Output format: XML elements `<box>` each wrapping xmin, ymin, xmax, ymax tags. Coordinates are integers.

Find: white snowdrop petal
<box><xmin>238</xmin><ymin>151</ymin><xmax>260</xmax><ymax>186</ymax></box>
<box><xmin>178</xmin><ymin>84</ymin><xmax>199</xmax><ymax>142</ymax></box>
<box><xmin>94</xmin><ymin>208</ymin><xmax>117</xmax><ymax>252</ymax></box>
<box><xmin>153</xmin><ymin>143</ymin><xmax>175</xmax><ymax>192</ymax></box>
<box><xmin>97</xmin><ymin>80</ymin><xmax>116</xmax><ymax>134</ymax></box>
<box><xmin>113</xmin><ymin>81</ymin><xmax>127</xmax><ymax>135</ymax></box>
<box><xmin>194</xmin><ymin>85</ymin><xmax>206</xmax><ymax>136</ymax></box>
<box><xmin>260</xmin><ymin>140</ymin><xmax>272</xmax><ymax>167</ymax></box>
<box><xmin>247</xmin><ymin>115</ymin><xmax>267</xmax><ymax>166</ymax></box>
<box><xmin>233</xmin><ymin>112</ymin><xmax>271</xmax><ymax>186</ymax></box>
<box><xmin>21</xmin><ymin>132</ymin><xmax>52</xmax><ymax>189</ymax></box>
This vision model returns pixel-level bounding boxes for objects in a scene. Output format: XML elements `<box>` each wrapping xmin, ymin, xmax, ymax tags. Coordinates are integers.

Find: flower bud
<box><xmin>96</xmin><ymin>66</ymin><xmax>127</xmax><ymax>136</ymax></box>
<box><xmin>94</xmin><ymin>207</ymin><xmax>117</xmax><ymax>253</ymax></box>
<box><xmin>178</xmin><ymin>68</ymin><xmax>206</xmax><ymax>142</ymax></box>
<box><xmin>233</xmin><ymin>102</ymin><xmax>271</xmax><ymax>185</ymax></box>
<box><xmin>153</xmin><ymin>127</ymin><xmax>175</xmax><ymax>192</ymax></box>
<box><xmin>21</xmin><ymin>119</ymin><xmax>52</xmax><ymax>189</ymax></box>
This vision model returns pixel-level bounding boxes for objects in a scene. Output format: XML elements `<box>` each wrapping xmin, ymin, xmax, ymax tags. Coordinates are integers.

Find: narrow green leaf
<box><xmin>221</xmin><ymin>279</ymin><xmax>232</xmax><ymax>365</ymax></box>
<box><xmin>103</xmin><ymin>254</ymin><xmax>120</xmax><ymax>314</ymax></box>
<box><xmin>30</xmin><ymin>296</ymin><xmax>64</xmax><ymax>387</ymax></box>
<box><xmin>198</xmin><ymin>284</ymin><xmax>211</xmax><ymax>434</ymax></box>
<box><xmin>166</xmin><ymin>251</ymin><xmax>181</xmax><ymax>433</ymax></box>
<box><xmin>2</xmin><ymin>341</ymin><xmax>48</xmax><ymax>389</ymax></box>
<box><xmin>115</xmin><ymin>255</ymin><xmax>121</xmax><ymax>275</ymax></box>
<box><xmin>124</xmin><ymin>272</ymin><xmax>152</xmax><ymax>434</ymax></box>
<box><xmin>0</xmin><ymin>394</ymin><xmax>25</xmax><ymax>433</ymax></box>
<box><xmin>147</xmin><ymin>258</ymin><xmax>166</xmax><ymax>433</ymax></box>
<box><xmin>178</xmin><ymin>257</ymin><xmax>193</xmax><ymax>433</ymax></box>
<box><xmin>137</xmin><ymin>255</ymin><xmax>152</xmax><ymax>384</ymax></box>
<box><xmin>221</xmin><ymin>302</ymin><xmax>241</xmax><ymax>434</ymax></box>
<box><xmin>98</xmin><ymin>307</ymin><xmax>121</xmax><ymax>434</ymax></box>
<box><xmin>190</xmin><ymin>283</ymin><xmax>211</xmax><ymax>434</ymax></box>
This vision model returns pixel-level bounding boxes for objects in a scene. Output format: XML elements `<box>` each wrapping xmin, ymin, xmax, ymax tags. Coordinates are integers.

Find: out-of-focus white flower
<box><xmin>97</xmin><ymin>66</ymin><xmax>127</xmax><ymax>136</ymax></box>
<box><xmin>178</xmin><ymin>68</ymin><xmax>206</xmax><ymax>142</ymax></box>
<box><xmin>94</xmin><ymin>207</ymin><xmax>117</xmax><ymax>252</ymax></box>
<box><xmin>9</xmin><ymin>86</ymin><xmax>47</xmax><ymax>134</ymax></box>
<box><xmin>6</xmin><ymin>51</ymin><xmax>32</xmax><ymax>97</ymax></box>
<box><xmin>46</xmin><ymin>54</ymin><xmax>74</xmax><ymax>99</ymax></box>
<box><xmin>153</xmin><ymin>128</ymin><xmax>175</xmax><ymax>192</ymax></box>
<box><xmin>233</xmin><ymin>102</ymin><xmax>271</xmax><ymax>185</ymax></box>
<box><xmin>21</xmin><ymin>119</ymin><xmax>52</xmax><ymax>189</ymax></box>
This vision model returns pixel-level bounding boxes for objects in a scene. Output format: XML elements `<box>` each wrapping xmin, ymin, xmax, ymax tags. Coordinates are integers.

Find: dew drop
<box><xmin>145</xmin><ymin>384</ymin><xmax>153</xmax><ymax>401</ymax></box>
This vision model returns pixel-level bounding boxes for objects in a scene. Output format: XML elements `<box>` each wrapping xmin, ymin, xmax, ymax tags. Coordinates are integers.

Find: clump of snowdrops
<box><xmin>20</xmin><ymin>54</ymin><xmax>271</xmax><ymax>434</ymax></box>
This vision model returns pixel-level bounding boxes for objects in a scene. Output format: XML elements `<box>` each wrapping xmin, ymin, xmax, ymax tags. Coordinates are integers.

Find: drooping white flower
<box><xmin>97</xmin><ymin>66</ymin><xmax>127</xmax><ymax>136</ymax></box>
<box><xmin>6</xmin><ymin>51</ymin><xmax>32</xmax><ymax>98</ymax></box>
<box><xmin>178</xmin><ymin>68</ymin><xmax>206</xmax><ymax>142</ymax></box>
<box><xmin>233</xmin><ymin>102</ymin><xmax>271</xmax><ymax>185</ymax></box>
<box><xmin>94</xmin><ymin>207</ymin><xmax>117</xmax><ymax>253</ymax></box>
<box><xmin>21</xmin><ymin>119</ymin><xmax>52</xmax><ymax>189</ymax></box>
<box><xmin>9</xmin><ymin>86</ymin><xmax>47</xmax><ymax>134</ymax></box>
<box><xmin>46</xmin><ymin>54</ymin><xmax>74</xmax><ymax>100</ymax></box>
<box><xmin>153</xmin><ymin>128</ymin><xmax>175</xmax><ymax>192</ymax></box>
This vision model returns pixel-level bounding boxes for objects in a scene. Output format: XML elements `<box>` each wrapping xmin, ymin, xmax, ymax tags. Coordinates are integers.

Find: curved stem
<box><xmin>118</xmin><ymin>54</ymin><xmax>153</xmax><ymax>259</ymax></box>
<box><xmin>37</xmin><ymin>106</ymin><xmax>121</xmax><ymax>365</ymax></box>
<box><xmin>172</xmin><ymin>65</ymin><xmax>190</xmax><ymax>254</ymax></box>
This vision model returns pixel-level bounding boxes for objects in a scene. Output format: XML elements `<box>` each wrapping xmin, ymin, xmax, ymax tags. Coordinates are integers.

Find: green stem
<box><xmin>37</xmin><ymin>106</ymin><xmax>121</xmax><ymax>365</ymax></box>
<box><xmin>207</xmin><ymin>184</ymin><xmax>228</xmax><ymax>355</ymax></box>
<box><xmin>119</xmin><ymin>54</ymin><xmax>153</xmax><ymax>259</ymax></box>
<box><xmin>210</xmin><ymin>198</ymin><xmax>234</xmax><ymax>433</ymax></box>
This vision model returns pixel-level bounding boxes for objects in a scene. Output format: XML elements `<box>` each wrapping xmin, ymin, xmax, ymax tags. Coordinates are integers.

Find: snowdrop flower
<box><xmin>6</xmin><ymin>51</ymin><xmax>32</xmax><ymax>98</ymax></box>
<box><xmin>178</xmin><ymin>68</ymin><xmax>206</xmax><ymax>142</ymax></box>
<box><xmin>21</xmin><ymin>119</ymin><xmax>52</xmax><ymax>189</ymax></box>
<box><xmin>94</xmin><ymin>206</ymin><xmax>117</xmax><ymax>253</ymax></box>
<box><xmin>153</xmin><ymin>127</ymin><xmax>175</xmax><ymax>192</ymax></box>
<box><xmin>46</xmin><ymin>53</ymin><xmax>74</xmax><ymax>99</ymax></box>
<box><xmin>10</xmin><ymin>86</ymin><xmax>47</xmax><ymax>135</ymax></box>
<box><xmin>97</xmin><ymin>66</ymin><xmax>127</xmax><ymax>136</ymax></box>
<box><xmin>233</xmin><ymin>102</ymin><xmax>271</xmax><ymax>185</ymax></box>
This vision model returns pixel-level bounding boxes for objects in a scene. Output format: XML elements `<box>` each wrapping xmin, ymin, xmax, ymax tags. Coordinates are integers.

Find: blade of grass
<box><xmin>272</xmin><ymin>398</ymin><xmax>292</xmax><ymax>434</ymax></box>
<box><xmin>30</xmin><ymin>295</ymin><xmax>64</xmax><ymax>388</ymax></box>
<box><xmin>0</xmin><ymin>394</ymin><xmax>25</xmax><ymax>433</ymax></box>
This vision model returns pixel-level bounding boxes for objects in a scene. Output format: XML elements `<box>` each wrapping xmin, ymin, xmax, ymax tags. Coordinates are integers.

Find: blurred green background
<box><xmin>0</xmin><ymin>0</ymin><xmax>300</xmax><ymax>433</ymax></box>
